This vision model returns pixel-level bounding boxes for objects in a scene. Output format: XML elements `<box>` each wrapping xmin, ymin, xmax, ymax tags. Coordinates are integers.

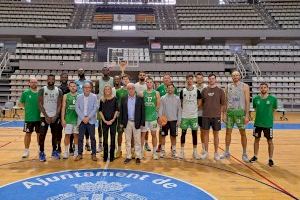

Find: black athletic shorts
<box><xmin>198</xmin><ymin>116</ymin><xmax>203</xmax><ymax>128</ymax></box>
<box><xmin>40</xmin><ymin>117</ymin><xmax>60</xmax><ymax>135</ymax></box>
<box><xmin>23</xmin><ymin>121</ymin><xmax>41</xmax><ymax>133</ymax></box>
<box><xmin>202</xmin><ymin>117</ymin><xmax>221</xmax><ymax>131</ymax></box>
<box><xmin>253</xmin><ymin>126</ymin><xmax>273</xmax><ymax>140</ymax></box>
<box><xmin>161</xmin><ymin>121</ymin><xmax>178</xmax><ymax>137</ymax></box>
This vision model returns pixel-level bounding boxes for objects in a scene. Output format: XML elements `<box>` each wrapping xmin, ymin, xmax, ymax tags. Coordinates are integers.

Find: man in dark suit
<box><xmin>120</xmin><ymin>83</ymin><xmax>145</xmax><ymax>164</ymax></box>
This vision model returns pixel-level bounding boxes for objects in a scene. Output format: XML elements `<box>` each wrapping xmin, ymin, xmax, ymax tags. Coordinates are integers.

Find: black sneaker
<box><xmin>249</xmin><ymin>156</ymin><xmax>258</xmax><ymax>163</ymax></box>
<box><xmin>268</xmin><ymin>159</ymin><xmax>274</xmax><ymax>167</ymax></box>
<box><xmin>136</xmin><ymin>158</ymin><xmax>141</xmax><ymax>165</ymax></box>
<box><xmin>124</xmin><ymin>158</ymin><xmax>131</xmax><ymax>164</ymax></box>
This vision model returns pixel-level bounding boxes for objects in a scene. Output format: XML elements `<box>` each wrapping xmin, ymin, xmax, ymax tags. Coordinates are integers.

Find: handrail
<box><xmin>234</xmin><ymin>53</ymin><xmax>246</xmax><ymax>79</ymax></box>
<box><xmin>0</xmin><ymin>52</ymin><xmax>9</xmax><ymax>77</ymax></box>
<box><xmin>248</xmin><ymin>54</ymin><xmax>261</xmax><ymax>77</ymax></box>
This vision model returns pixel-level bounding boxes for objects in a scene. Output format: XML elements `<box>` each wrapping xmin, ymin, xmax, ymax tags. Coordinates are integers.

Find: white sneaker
<box><xmin>193</xmin><ymin>151</ymin><xmax>200</xmax><ymax>160</ymax></box>
<box><xmin>242</xmin><ymin>154</ymin><xmax>249</xmax><ymax>163</ymax></box>
<box><xmin>73</xmin><ymin>151</ymin><xmax>78</xmax><ymax>157</ymax></box>
<box><xmin>178</xmin><ymin>151</ymin><xmax>185</xmax><ymax>159</ymax></box>
<box><xmin>63</xmin><ymin>152</ymin><xmax>69</xmax><ymax>159</ymax></box>
<box><xmin>171</xmin><ymin>150</ymin><xmax>177</xmax><ymax>159</ymax></box>
<box><xmin>214</xmin><ymin>153</ymin><xmax>220</xmax><ymax>161</ymax></box>
<box><xmin>200</xmin><ymin>151</ymin><xmax>208</xmax><ymax>160</ymax></box>
<box><xmin>153</xmin><ymin>153</ymin><xmax>159</xmax><ymax>160</ymax></box>
<box><xmin>160</xmin><ymin>150</ymin><xmax>166</xmax><ymax>158</ymax></box>
<box><xmin>22</xmin><ymin>149</ymin><xmax>29</xmax><ymax>158</ymax></box>
<box><xmin>220</xmin><ymin>151</ymin><xmax>231</xmax><ymax>159</ymax></box>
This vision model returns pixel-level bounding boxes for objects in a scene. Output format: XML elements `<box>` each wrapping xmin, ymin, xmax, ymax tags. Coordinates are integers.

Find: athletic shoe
<box><xmin>22</xmin><ymin>149</ymin><xmax>29</xmax><ymax>158</ymax></box>
<box><xmin>39</xmin><ymin>152</ymin><xmax>46</xmax><ymax>162</ymax></box>
<box><xmin>249</xmin><ymin>156</ymin><xmax>258</xmax><ymax>163</ymax></box>
<box><xmin>242</xmin><ymin>154</ymin><xmax>250</xmax><ymax>163</ymax></box>
<box><xmin>144</xmin><ymin>143</ymin><xmax>151</xmax><ymax>152</ymax></box>
<box><xmin>193</xmin><ymin>151</ymin><xmax>200</xmax><ymax>160</ymax></box>
<box><xmin>160</xmin><ymin>150</ymin><xmax>166</xmax><ymax>158</ymax></box>
<box><xmin>91</xmin><ymin>154</ymin><xmax>97</xmax><ymax>161</ymax></box>
<box><xmin>74</xmin><ymin>155</ymin><xmax>83</xmax><ymax>161</ymax></box>
<box><xmin>200</xmin><ymin>151</ymin><xmax>208</xmax><ymax>160</ymax></box>
<box><xmin>268</xmin><ymin>159</ymin><xmax>274</xmax><ymax>167</ymax></box>
<box><xmin>178</xmin><ymin>151</ymin><xmax>185</xmax><ymax>159</ymax></box>
<box><xmin>115</xmin><ymin>150</ymin><xmax>122</xmax><ymax>159</ymax></box>
<box><xmin>73</xmin><ymin>151</ymin><xmax>78</xmax><ymax>157</ymax></box>
<box><xmin>97</xmin><ymin>143</ymin><xmax>103</xmax><ymax>153</ymax></box>
<box><xmin>63</xmin><ymin>152</ymin><xmax>69</xmax><ymax>159</ymax></box>
<box><xmin>220</xmin><ymin>151</ymin><xmax>231</xmax><ymax>159</ymax></box>
<box><xmin>53</xmin><ymin>151</ymin><xmax>60</xmax><ymax>160</ymax></box>
<box><xmin>124</xmin><ymin>158</ymin><xmax>131</xmax><ymax>164</ymax></box>
<box><xmin>156</xmin><ymin>144</ymin><xmax>161</xmax><ymax>153</ymax></box>
<box><xmin>171</xmin><ymin>150</ymin><xmax>177</xmax><ymax>159</ymax></box>
<box><xmin>136</xmin><ymin>158</ymin><xmax>141</xmax><ymax>165</ymax></box>
<box><xmin>214</xmin><ymin>153</ymin><xmax>220</xmax><ymax>161</ymax></box>
<box><xmin>85</xmin><ymin>143</ymin><xmax>91</xmax><ymax>151</ymax></box>
<box><xmin>153</xmin><ymin>153</ymin><xmax>159</xmax><ymax>160</ymax></box>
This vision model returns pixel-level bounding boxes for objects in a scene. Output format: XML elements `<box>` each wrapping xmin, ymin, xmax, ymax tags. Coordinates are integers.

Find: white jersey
<box><xmin>135</xmin><ymin>82</ymin><xmax>147</xmax><ymax>97</ymax></box>
<box><xmin>181</xmin><ymin>87</ymin><xmax>199</xmax><ymax>119</ymax></box>
<box><xmin>196</xmin><ymin>83</ymin><xmax>207</xmax><ymax>117</ymax></box>
<box><xmin>41</xmin><ymin>86</ymin><xmax>59</xmax><ymax>118</ymax></box>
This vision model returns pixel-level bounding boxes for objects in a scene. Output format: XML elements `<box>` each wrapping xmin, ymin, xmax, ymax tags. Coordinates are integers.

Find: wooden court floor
<box><xmin>0</xmin><ymin>113</ymin><xmax>299</xmax><ymax>199</ymax></box>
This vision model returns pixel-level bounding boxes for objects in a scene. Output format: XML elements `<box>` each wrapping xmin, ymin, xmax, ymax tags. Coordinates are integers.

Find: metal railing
<box><xmin>234</xmin><ymin>53</ymin><xmax>246</xmax><ymax>79</ymax></box>
<box><xmin>248</xmin><ymin>54</ymin><xmax>261</xmax><ymax>78</ymax></box>
<box><xmin>0</xmin><ymin>52</ymin><xmax>9</xmax><ymax>77</ymax></box>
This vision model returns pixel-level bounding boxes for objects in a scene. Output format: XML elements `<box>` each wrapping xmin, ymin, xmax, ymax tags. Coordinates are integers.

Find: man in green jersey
<box><xmin>141</xmin><ymin>77</ymin><xmax>160</xmax><ymax>160</ymax></box>
<box><xmin>19</xmin><ymin>77</ymin><xmax>41</xmax><ymax>158</ymax></box>
<box><xmin>115</xmin><ymin>74</ymin><xmax>130</xmax><ymax>158</ymax></box>
<box><xmin>156</xmin><ymin>73</ymin><xmax>178</xmax><ymax>152</ymax></box>
<box><xmin>61</xmin><ymin>81</ymin><xmax>79</xmax><ymax>159</ymax></box>
<box><xmin>250</xmin><ymin>83</ymin><xmax>277</xmax><ymax>167</ymax></box>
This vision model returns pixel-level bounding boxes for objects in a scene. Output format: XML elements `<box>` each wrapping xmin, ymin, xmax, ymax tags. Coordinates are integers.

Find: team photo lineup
<box><xmin>20</xmin><ymin>68</ymin><xmax>277</xmax><ymax>166</ymax></box>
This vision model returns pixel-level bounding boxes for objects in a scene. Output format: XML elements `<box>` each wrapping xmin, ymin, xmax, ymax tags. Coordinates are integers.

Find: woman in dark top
<box><xmin>99</xmin><ymin>85</ymin><xmax>119</xmax><ymax>162</ymax></box>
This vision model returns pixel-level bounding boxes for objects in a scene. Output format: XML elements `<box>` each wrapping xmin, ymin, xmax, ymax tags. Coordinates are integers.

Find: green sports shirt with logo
<box><xmin>253</xmin><ymin>95</ymin><xmax>277</xmax><ymax>128</ymax></box>
<box><xmin>65</xmin><ymin>93</ymin><xmax>78</xmax><ymax>125</ymax></box>
<box><xmin>143</xmin><ymin>90</ymin><xmax>157</xmax><ymax>121</ymax></box>
<box><xmin>20</xmin><ymin>89</ymin><xmax>40</xmax><ymax>122</ymax></box>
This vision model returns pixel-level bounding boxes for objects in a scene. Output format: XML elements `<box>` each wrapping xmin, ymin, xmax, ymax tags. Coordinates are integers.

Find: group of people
<box><xmin>19</xmin><ymin>68</ymin><xmax>277</xmax><ymax>166</ymax></box>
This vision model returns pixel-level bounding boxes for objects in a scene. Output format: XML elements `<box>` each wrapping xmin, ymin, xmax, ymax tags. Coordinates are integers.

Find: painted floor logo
<box><xmin>0</xmin><ymin>169</ymin><xmax>216</xmax><ymax>200</ymax></box>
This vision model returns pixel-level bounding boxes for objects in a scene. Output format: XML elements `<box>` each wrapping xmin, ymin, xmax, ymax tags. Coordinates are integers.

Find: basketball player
<box><xmin>141</xmin><ymin>77</ymin><xmax>160</xmax><ymax>160</ymax></box>
<box><xmin>159</xmin><ymin>83</ymin><xmax>181</xmax><ymax>158</ymax></box>
<box><xmin>221</xmin><ymin>70</ymin><xmax>250</xmax><ymax>162</ymax></box>
<box><xmin>195</xmin><ymin>72</ymin><xmax>207</xmax><ymax>155</ymax></box>
<box><xmin>115</xmin><ymin>74</ymin><xmax>130</xmax><ymax>158</ymax></box>
<box><xmin>249</xmin><ymin>83</ymin><xmax>277</xmax><ymax>167</ymax></box>
<box><xmin>112</xmin><ymin>75</ymin><xmax>122</xmax><ymax>97</ymax></box>
<box><xmin>135</xmin><ymin>71</ymin><xmax>151</xmax><ymax>152</ymax></box>
<box><xmin>75</xmin><ymin>68</ymin><xmax>92</xmax><ymax>151</ymax></box>
<box><xmin>201</xmin><ymin>73</ymin><xmax>225</xmax><ymax>160</ymax></box>
<box><xmin>95</xmin><ymin>67</ymin><xmax>114</xmax><ymax>153</ymax></box>
<box><xmin>156</xmin><ymin>73</ymin><xmax>178</xmax><ymax>152</ymax></box>
<box><xmin>61</xmin><ymin>81</ymin><xmax>79</xmax><ymax>159</ymax></box>
<box><xmin>19</xmin><ymin>77</ymin><xmax>40</xmax><ymax>158</ymax></box>
<box><xmin>178</xmin><ymin>74</ymin><xmax>202</xmax><ymax>159</ymax></box>
<box><xmin>38</xmin><ymin>74</ymin><xmax>63</xmax><ymax>162</ymax></box>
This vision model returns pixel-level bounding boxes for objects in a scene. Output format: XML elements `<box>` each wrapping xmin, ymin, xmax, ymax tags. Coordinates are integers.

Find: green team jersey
<box><xmin>116</xmin><ymin>87</ymin><xmax>128</xmax><ymax>106</ymax></box>
<box><xmin>20</xmin><ymin>89</ymin><xmax>40</xmax><ymax>122</ymax></box>
<box><xmin>253</xmin><ymin>95</ymin><xmax>277</xmax><ymax>128</ymax></box>
<box><xmin>144</xmin><ymin>90</ymin><xmax>157</xmax><ymax>121</ymax></box>
<box><xmin>65</xmin><ymin>93</ymin><xmax>78</xmax><ymax>124</ymax></box>
<box><xmin>156</xmin><ymin>83</ymin><xmax>178</xmax><ymax>96</ymax></box>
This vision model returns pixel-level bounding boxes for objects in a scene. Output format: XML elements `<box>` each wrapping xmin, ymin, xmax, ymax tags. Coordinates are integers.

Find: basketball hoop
<box><xmin>119</xmin><ymin>60</ymin><xmax>128</xmax><ymax>76</ymax></box>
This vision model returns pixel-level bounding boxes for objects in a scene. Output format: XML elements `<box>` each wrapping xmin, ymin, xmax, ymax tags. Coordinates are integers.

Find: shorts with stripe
<box><xmin>253</xmin><ymin>126</ymin><xmax>273</xmax><ymax>140</ymax></box>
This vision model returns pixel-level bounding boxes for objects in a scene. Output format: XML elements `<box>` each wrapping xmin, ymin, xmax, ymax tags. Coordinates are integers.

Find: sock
<box><xmin>75</xmin><ymin>145</ymin><xmax>78</xmax><ymax>153</ymax></box>
<box><xmin>25</xmin><ymin>148</ymin><xmax>29</xmax><ymax>151</ymax></box>
<box><xmin>243</xmin><ymin>149</ymin><xmax>247</xmax><ymax>155</ymax></box>
<box><xmin>225</xmin><ymin>145</ymin><xmax>230</xmax><ymax>153</ymax></box>
<box><xmin>161</xmin><ymin>145</ymin><xmax>165</xmax><ymax>151</ymax></box>
<box><xmin>193</xmin><ymin>147</ymin><xmax>197</xmax><ymax>153</ymax></box>
<box><xmin>171</xmin><ymin>145</ymin><xmax>176</xmax><ymax>151</ymax></box>
<box><xmin>153</xmin><ymin>146</ymin><xmax>157</xmax><ymax>152</ymax></box>
<box><xmin>201</xmin><ymin>143</ymin><xmax>205</xmax><ymax>151</ymax></box>
<box><xmin>181</xmin><ymin>147</ymin><xmax>184</xmax><ymax>152</ymax></box>
<box><xmin>145</xmin><ymin>140</ymin><xmax>148</xmax><ymax>145</ymax></box>
<box><xmin>65</xmin><ymin>144</ymin><xmax>70</xmax><ymax>153</ymax></box>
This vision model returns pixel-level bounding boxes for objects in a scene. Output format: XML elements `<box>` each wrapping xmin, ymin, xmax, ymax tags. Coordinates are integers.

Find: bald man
<box><xmin>119</xmin><ymin>83</ymin><xmax>145</xmax><ymax>165</ymax></box>
<box><xmin>19</xmin><ymin>77</ymin><xmax>41</xmax><ymax>158</ymax></box>
<box><xmin>221</xmin><ymin>70</ymin><xmax>250</xmax><ymax>162</ymax></box>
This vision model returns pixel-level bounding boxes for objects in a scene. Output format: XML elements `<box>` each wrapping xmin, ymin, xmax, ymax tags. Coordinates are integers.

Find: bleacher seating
<box><xmin>9</xmin><ymin>43</ymin><xmax>84</xmax><ymax>61</ymax></box>
<box><xmin>92</xmin><ymin>14</ymin><xmax>113</xmax><ymax>29</ymax></box>
<box><xmin>176</xmin><ymin>5</ymin><xmax>268</xmax><ymax>29</ymax></box>
<box><xmin>0</xmin><ymin>1</ymin><xmax>74</xmax><ymax>28</ymax></box>
<box><xmin>261</xmin><ymin>0</ymin><xmax>300</xmax><ymax>29</ymax></box>
<box><xmin>163</xmin><ymin>45</ymin><xmax>235</xmax><ymax>62</ymax></box>
<box><xmin>242</xmin><ymin>45</ymin><xmax>300</xmax><ymax>62</ymax></box>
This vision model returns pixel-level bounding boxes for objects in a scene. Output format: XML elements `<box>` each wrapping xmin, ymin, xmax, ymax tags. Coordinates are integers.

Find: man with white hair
<box><xmin>19</xmin><ymin>77</ymin><xmax>40</xmax><ymax>158</ymax></box>
<box><xmin>119</xmin><ymin>83</ymin><xmax>145</xmax><ymax>165</ymax></box>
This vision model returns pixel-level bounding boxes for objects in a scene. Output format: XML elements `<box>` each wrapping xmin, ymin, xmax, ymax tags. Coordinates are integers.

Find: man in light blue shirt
<box><xmin>75</xmin><ymin>82</ymin><xmax>98</xmax><ymax>162</ymax></box>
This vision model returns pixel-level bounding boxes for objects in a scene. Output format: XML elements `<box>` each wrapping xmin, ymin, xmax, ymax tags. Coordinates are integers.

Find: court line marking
<box><xmin>0</xmin><ymin>121</ymin><xmax>15</xmax><ymax>126</ymax></box>
<box><xmin>218</xmin><ymin>147</ymin><xmax>299</xmax><ymax>200</ymax></box>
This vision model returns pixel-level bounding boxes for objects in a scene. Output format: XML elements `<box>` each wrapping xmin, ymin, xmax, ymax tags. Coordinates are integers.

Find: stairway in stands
<box><xmin>252</xmin><ymin>3</ymin><xmax>280</xmax><ymax>29</ymax></box>
<box><xmin>0</xmin><ymin>51</ymin><xmax>13</xmax><ymax>105</ymax></box>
